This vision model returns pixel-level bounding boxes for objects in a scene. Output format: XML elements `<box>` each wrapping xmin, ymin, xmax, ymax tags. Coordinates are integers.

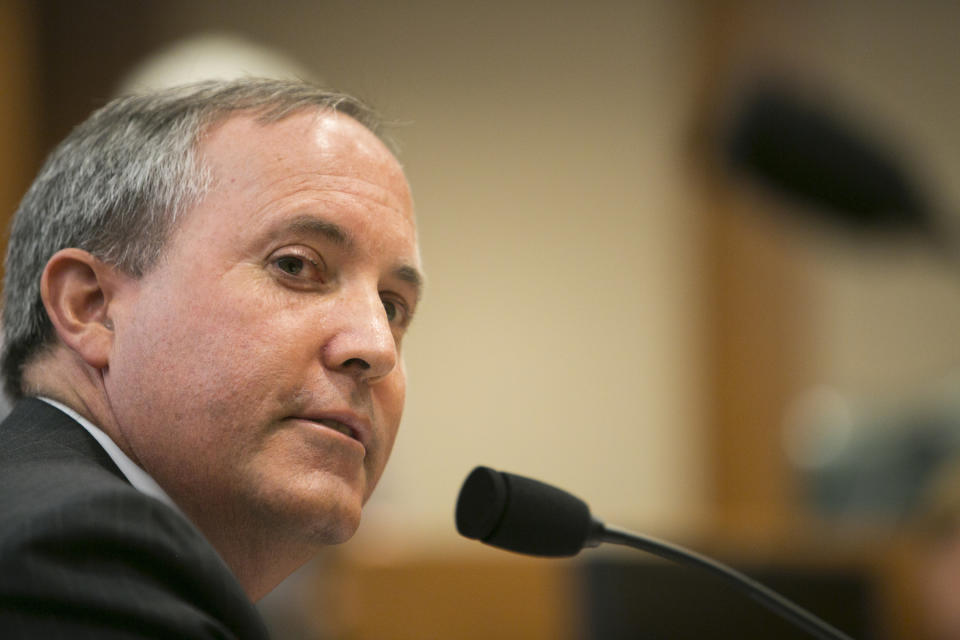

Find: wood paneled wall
<box><xmin>0</xmin><ymin>0</ymin><xmax>39</xmax><ymax>269</ymax></box>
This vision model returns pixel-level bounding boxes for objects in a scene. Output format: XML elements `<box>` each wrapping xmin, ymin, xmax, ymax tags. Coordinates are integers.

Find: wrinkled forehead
<box><xmin>197</xmin><ymin>108</ymin><xmax>415</xmax><ymax>220</ymax></box>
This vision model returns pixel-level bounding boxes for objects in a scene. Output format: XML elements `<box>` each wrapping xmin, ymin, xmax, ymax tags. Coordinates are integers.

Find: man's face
<box><xmin>103</xmin><ymin>110</ymin><xmax>421</xmax><ymax>549</ymax></box>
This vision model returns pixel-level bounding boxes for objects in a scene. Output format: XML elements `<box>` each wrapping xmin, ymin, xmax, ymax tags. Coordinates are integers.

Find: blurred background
<box><xmin>3</xmin><ymin>0</ymin><xmax>960</xmax><ymax>638</ymax></box>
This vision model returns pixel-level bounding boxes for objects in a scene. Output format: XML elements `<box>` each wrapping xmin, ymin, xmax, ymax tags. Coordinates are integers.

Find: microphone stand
<box><xmin>590</xmin><ymin>522</ymin><xmax>855</xmax><ymax>640</ymax></box>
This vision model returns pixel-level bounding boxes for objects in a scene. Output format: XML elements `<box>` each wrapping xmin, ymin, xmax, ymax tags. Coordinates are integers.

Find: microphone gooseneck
<box><xmin>455</xmin><ymin>466</ymin><xmax>855</xmax><ymax>640</ymax></box>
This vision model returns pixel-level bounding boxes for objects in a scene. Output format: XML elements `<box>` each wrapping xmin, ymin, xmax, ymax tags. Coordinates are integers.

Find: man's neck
<box><xmin>23</xmin><ymin>347</ymin><xmax>138</xmax><ymax>464</ymax></box>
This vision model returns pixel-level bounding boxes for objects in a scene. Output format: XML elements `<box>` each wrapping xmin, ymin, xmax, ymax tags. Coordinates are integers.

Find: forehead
<box><xmin>173</xmin><ymin>109</ymin><xmax>419</xmax><ymax>266</ymax></box>
<box><xmin>198</xmin><ymin>109</ymin><xmax>414</xmax><ymax>216</ymax></box>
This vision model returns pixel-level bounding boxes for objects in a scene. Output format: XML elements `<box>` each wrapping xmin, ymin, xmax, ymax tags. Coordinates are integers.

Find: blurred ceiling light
<box><xmin>115</xmin><ymin>32</ymin><xmax>317</xmax><ymax>95</ymax></box>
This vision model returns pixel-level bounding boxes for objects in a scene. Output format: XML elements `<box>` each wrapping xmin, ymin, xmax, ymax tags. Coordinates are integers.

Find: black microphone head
<box><xmin>455</xmin><ymin>466</ymin><xmax>595</xmax><ymax>557</ymax></box>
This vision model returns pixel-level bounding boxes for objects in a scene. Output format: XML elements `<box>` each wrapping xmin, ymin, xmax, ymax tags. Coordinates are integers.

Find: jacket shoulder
<box><xmin>0</xmin><ymin>401</ymin><xmax>268</xmax><ymax>639</ymax></box>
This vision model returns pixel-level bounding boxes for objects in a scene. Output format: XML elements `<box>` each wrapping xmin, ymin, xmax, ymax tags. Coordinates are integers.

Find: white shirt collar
<box><xmin>38</xmin><ymin>396</ymin><xmax>183</xmax><ymax>516</ymax></box>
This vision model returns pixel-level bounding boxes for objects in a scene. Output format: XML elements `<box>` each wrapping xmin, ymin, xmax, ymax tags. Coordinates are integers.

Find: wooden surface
<box><xmin>331</xmin><ymin>554</ymin><xmax>581</xmax><ymax>640</ymax></box>
<box><xmin>0</xmin><ymin>0</ymin><xmax>39</xmax><ymax>269</ymax></box>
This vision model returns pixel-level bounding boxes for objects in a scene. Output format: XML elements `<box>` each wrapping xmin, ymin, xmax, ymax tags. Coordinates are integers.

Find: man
<box><xmin>0</xmin><ymin>79</ymin><xmax>423</xmax><ymax>637</ymax></box>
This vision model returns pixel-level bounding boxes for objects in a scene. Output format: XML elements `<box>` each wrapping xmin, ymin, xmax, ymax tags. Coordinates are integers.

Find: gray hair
<box><xmin>2</xmin><ymin>78</ymin><xmax>386</xmax><ymax>399</ymax></box>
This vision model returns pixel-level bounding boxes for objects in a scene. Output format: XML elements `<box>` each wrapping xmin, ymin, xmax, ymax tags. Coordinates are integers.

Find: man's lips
<box><xmin>315</xmin><ymin>418</ymin><xmax>355</xmax><ymax>439</ymax></box>
<box><xmin>291</xmin><ymin>412</ymin><xmax>371</xmax><ymax>451</ymax></box>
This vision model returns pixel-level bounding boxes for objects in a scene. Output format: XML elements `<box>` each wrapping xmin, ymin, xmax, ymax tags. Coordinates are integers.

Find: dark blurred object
<box><xmin>725</xmin><ymin>82</ymin><xmax>937</xmax><ymax>242</ymax></box>
<box><xmin>580</xmin><ymin>556</ymin><xmax>873</xmax><ymax>640</ymax></box>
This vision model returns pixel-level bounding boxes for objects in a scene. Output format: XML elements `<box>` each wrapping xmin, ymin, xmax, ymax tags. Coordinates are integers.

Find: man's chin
<box><xmin>231</xmin><ymin>456</ymin><xmax>370</xmax><ymax>547</ymax></box>
<box><xmin>295</xmin><ymin>476</ymin><xmax>366</xmax><ymax>545</ymax></box>
<box><xmin>312</xmin><ymin>498</ymin><xmax>363</xmax><ymax>545</ymax></box>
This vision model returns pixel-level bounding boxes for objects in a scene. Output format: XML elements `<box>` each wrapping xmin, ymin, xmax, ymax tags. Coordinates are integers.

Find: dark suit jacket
<box><xmin>0</xmin><ymin>398</ymin><xmax>269</xmax><ymax>638</ymax></box>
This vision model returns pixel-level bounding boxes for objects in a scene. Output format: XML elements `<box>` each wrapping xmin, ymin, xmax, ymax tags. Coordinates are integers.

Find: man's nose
<box><xmin>322</xmin><ymin>289</ymin><xmax>398</xmax><ymax>381</ymax></box>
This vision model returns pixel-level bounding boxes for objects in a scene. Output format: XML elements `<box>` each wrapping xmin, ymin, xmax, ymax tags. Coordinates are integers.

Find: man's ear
<box><xmin>40</xmin><ymin>248</ymin><xmax>131</xmax><ymax>370</ymax></box>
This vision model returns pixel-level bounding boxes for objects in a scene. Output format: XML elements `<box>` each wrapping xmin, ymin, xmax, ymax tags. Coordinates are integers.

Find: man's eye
<box><xmin>382</xmin><ymin>299</ymin><xmax>397</xmax><ymax>321</ymax></box>
<box><xmin>276</xmin><ymin>256</ymin><xmax>304</xmax><ymax>275</ymax></box>
<box><xmin>268</xmin><ymin>248</ymin><xmax>325</xmax><ymax>284</ymax></box>
<box><xmin>381</xmin><ymin>296</ymin><xmax>410</xmax><ymax>327</ymax></box>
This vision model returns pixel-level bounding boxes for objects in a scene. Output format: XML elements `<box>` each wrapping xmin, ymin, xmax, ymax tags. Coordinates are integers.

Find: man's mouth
<box><xmin>291</xmin><ymin>410</ymin><xmax>370</xmax><ymax>451</ymax></box>
<box><xmin>314</xmin><ymin>418</ymin><xmax>357</xmax><ymax>441</ymax></box>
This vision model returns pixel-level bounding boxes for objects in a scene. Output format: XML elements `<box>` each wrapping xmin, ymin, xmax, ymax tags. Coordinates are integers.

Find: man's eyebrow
<box><xmin>283</xmin><ymin>215</ymin><xmax>351</xmax><ymax>247</ymax></box>
<box><xmin>394</xmin><ymin>264</ymin><xmax>425</xmax><ymax>301</ymax></box>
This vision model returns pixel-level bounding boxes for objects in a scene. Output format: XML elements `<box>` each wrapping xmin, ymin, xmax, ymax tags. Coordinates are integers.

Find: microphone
<box><xmin>455</xmin><ymin>465</ymin><xmax>603</xmax><ymax>557</ymax></box>
<box><xmin>455</xmin><ymin>466</ymin><xmax>855</xmax><ymax>640</ymax></box>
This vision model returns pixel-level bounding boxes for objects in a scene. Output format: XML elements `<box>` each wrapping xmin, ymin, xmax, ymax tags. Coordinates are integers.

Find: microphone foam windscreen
<box><xmin>456</xmin><ymin>466</ymin><xmax>593</xmax><ymax>557</ymax></box>
<box><xmin>455</xmin><ymin>466</ymin><xmax>508</xmax><ymax>541</ymax></box>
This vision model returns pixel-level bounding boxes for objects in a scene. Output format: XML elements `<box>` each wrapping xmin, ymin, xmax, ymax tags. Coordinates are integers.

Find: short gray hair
<box><xmin>2</xmin><ymin>78</ymin><xmax>385</xmax><ymax>399</ymax></box>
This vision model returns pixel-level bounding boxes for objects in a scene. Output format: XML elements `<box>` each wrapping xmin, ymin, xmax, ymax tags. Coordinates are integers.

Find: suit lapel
<box><xmin>0</xmin><ymin>397</ymin><xmax>127</xmax><ymax>483</ymax></box>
